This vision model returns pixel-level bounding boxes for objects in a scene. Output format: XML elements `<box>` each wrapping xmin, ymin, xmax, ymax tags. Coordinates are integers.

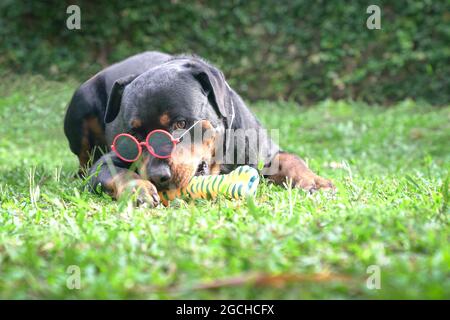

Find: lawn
<box><xmin>0</xmin><ymin>75</ymin><xmax>448</xmax><ymax>299</ymax></box>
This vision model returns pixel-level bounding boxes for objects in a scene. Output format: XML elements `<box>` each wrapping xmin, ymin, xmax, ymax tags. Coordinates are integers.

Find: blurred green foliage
<box><xmin>1</xmin><ymin>0</ymin><xmax>449</xmax><ymax>104</ymax></box>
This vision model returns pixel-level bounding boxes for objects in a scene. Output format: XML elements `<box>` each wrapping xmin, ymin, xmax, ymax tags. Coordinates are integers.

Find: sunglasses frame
<box><xmin>111</xmin><ymin>130</ymin><xmax>180</xmax><ymax>162</ymax></box>
<box><xmin>110</xmin><ymin>120</ymin><xmax>202</xmax><ymax>162</ymax></box>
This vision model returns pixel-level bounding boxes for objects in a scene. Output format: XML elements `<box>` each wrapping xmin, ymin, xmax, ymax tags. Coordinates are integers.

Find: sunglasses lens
<box><xmin>147</xmin><ymin>131</ymin><xmax>174</xmax><ymax>157</ymax></box>
<box><xmin>114</xmin><ymin>135</ymin><xmax>140</xmax><ymax>161</ymax></box>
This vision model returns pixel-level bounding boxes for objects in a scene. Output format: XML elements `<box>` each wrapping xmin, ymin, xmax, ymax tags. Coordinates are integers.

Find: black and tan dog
<box><xmin>64</xmin><ymin>51</ymin><xmax>333</xmax><ymax>206</ymax></box>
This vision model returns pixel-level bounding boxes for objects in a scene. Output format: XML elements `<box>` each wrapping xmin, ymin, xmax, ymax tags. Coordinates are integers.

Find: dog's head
<box><xmin>104</xmin><ymin>57</ymin><xmax>233</xmax><ymax>190</ymax></box>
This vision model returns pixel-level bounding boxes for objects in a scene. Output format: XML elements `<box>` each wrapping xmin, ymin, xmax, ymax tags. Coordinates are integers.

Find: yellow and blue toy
<box><xmin>158</xmin><ymin>165</ymin><xmax>260</xmax><ymax>205</ymax></box>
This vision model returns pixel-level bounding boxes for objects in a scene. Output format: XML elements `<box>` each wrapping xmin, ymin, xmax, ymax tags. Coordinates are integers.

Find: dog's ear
<box><xmin>104</xmin><ymin>74</ymin><xmax>138</xmax><ymax>124</ymax></box>
<box><xmin>189</xmin><ymin>64</ymin><xmax>230</xmax><ymax>120</ymax></box>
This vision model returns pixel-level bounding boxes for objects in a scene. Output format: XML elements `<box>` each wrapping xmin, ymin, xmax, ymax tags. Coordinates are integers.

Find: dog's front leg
<box><xmin>88</xmin><ymin>154</ymin><xmax>160</xmax><ymax>207</ymax></box>
<box><xmin>267</xmin><ymin>151</ymin><xmax>334</xmax><ymax>191</ymax></box>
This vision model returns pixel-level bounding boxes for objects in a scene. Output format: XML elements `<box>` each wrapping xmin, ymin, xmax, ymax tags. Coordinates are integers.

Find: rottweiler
<box><xmin>64</xmin><ymin>51</ymin><xmax>333</xmax><ymax>206</ymax></box>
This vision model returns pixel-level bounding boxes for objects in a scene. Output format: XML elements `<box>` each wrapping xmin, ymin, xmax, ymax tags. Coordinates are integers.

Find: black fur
<box><xmin>64</xmin><ymin>51</ymin><xmax>331</xmax><ymax>206</ymax></box>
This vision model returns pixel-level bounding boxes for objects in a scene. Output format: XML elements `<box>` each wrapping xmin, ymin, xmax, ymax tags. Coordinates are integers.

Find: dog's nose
<box><xmin>150</xmin><ymin>164</ymin><xmax>172</xmax><ymax>189</ymax></box>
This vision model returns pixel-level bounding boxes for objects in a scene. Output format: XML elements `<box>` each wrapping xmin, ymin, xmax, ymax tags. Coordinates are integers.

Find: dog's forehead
<box><xmin>123</xmin><ymin>70</ymin><xmax>207</xmax><ymax>128</ymax></box>
<box><xmin>135</xmin><ymin>60</ymin><xmax>193</xmax><ymax>84</ymax></box>
<box><xmin>130</xmin><ymin>64</ymin><xmax>203</xmax><ymax>101</ymax></box>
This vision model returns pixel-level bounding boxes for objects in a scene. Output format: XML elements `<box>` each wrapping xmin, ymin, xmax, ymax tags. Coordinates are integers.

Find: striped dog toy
<box><xmin>158</xmin><ymin>165</ymin><xmax>260</xmax><ymax>205</ymax></box>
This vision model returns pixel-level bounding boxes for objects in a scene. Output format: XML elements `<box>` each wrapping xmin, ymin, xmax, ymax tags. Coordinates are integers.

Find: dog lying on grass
<box><xmin>64</xmin><ymin>51</ymin><xmax>333</xmax><ymax>206</ymax></box>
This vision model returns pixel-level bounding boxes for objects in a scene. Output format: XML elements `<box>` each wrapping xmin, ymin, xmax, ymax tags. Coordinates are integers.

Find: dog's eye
<box><xmin>174</xmin><ymin>120</ymin><xmax>186</xmax><ymax>129</ymax></box>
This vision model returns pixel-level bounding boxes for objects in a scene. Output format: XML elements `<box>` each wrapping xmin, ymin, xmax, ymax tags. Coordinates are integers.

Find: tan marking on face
<box><xmin>159</xmin><ymin>113</ymin><xmax>170</xmax><ymax>126</ymax></box>
<box><xmin>209</xmin><ymin>163</ymin><xmax>221</xmax><ymax>175</ymax></box>
<box><xmin>131</xmin><ymin>118</ymin><xmax>142</xmax><ymax>129</ymax></box>
<box><xmin>201</xmin><ymin>120</ymin><xmax>213</xmax><ymax>130</ymax></box>
<box><xmin>166</xmin><ymin>120</ymin><xmax>218</xmax><ymax>189</ymax></box>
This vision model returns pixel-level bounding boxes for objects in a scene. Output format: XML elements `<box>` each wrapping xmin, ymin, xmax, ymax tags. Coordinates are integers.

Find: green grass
<box><xmin>0</xmin><ymin>75</ymin><xmax>449</xmax><ymax>299</ymax></box>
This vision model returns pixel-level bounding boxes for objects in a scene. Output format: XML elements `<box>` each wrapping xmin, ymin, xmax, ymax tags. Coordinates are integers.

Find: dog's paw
<box><xmin>268</xmin><ymin>152</ymin><xmax>335</xmax><ymax>193</ymax></box>
<box><xmin>307</xmin><ymin>175</ymin><xmax>335</xmax><ymax>192</ymax></box>
<box><xmin>119</xmin><ymin>179</ymin><xmax>160</xmax><ymax>207</ymax></box>
<box><xmin>289</xmin><ymin>173</ymin><xmax>334</xmax><ymax>192</ymax></box>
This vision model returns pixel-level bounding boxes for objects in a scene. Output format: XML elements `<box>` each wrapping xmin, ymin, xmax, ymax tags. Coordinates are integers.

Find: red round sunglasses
<box><xmin>111</xmin><ymin>120</ymin><xmax>201</xmax><ymax>162</ymax></box>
